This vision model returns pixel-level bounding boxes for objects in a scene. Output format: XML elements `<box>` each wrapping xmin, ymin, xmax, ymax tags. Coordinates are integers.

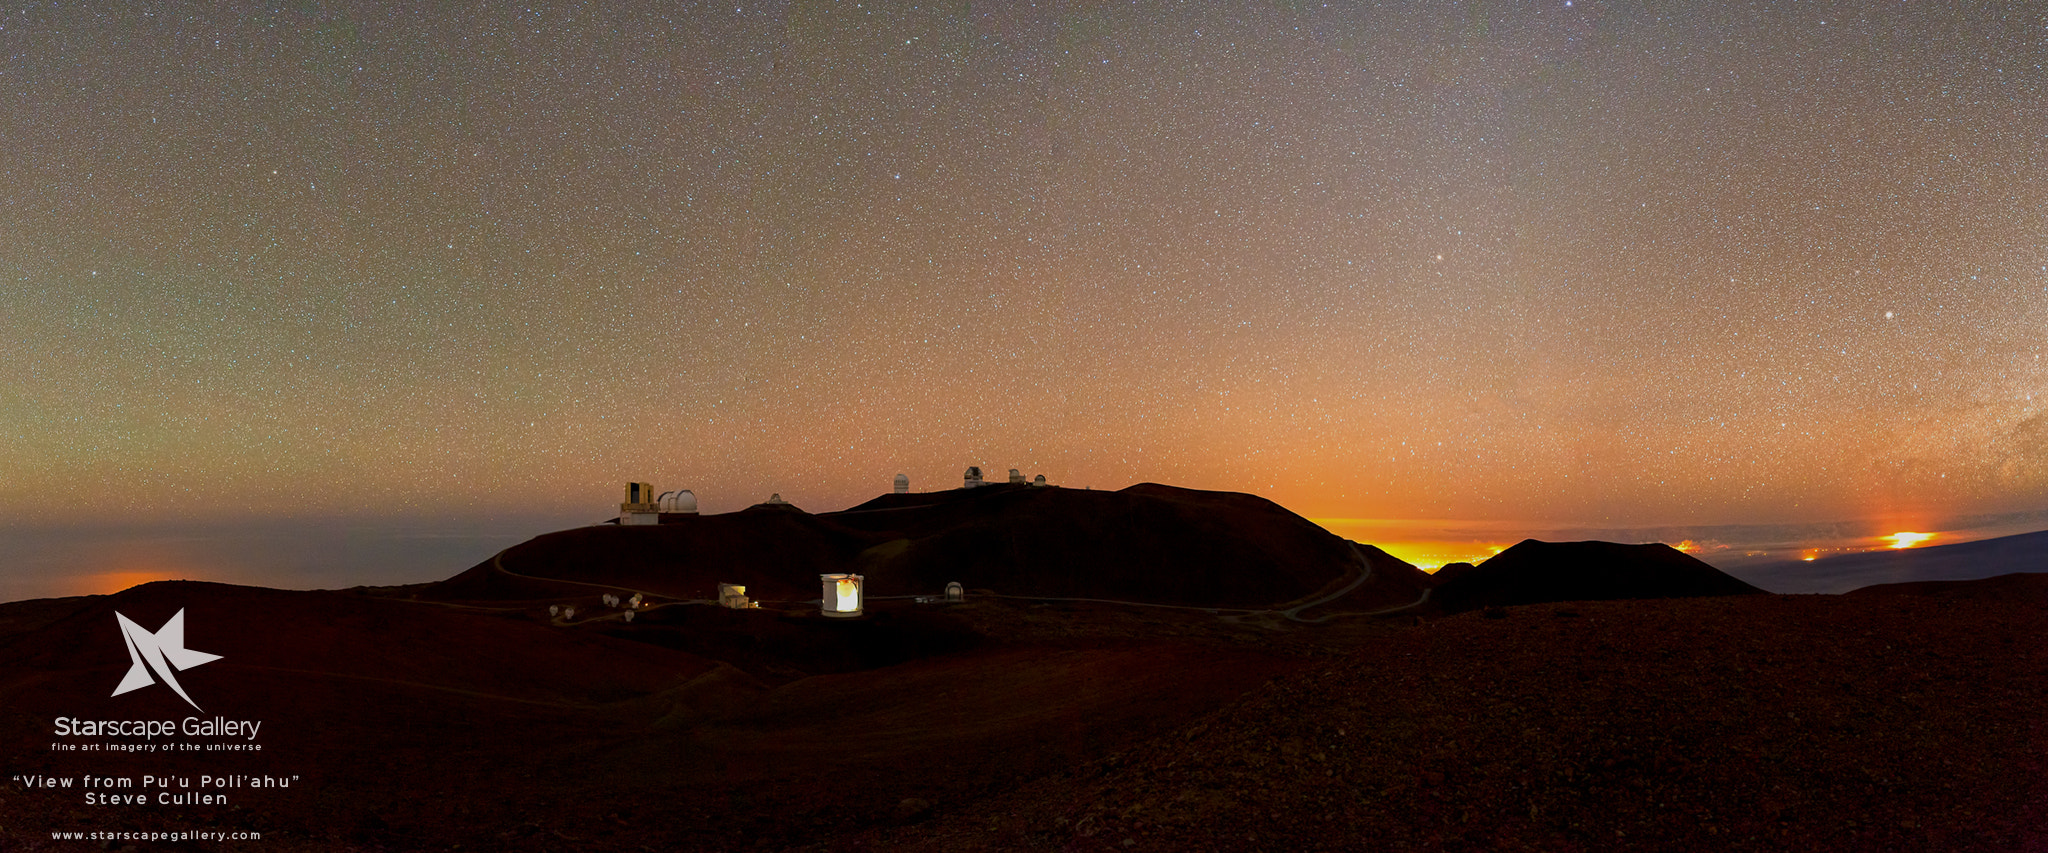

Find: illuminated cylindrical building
<box><xmin>820</xmin><ymin>573</ymin><xmax>864</xmax><ymax>618</ymax></box>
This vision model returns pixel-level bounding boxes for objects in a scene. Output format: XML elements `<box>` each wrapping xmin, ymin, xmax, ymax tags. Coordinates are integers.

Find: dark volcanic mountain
<box><xmin>1430</xmin><ymin>539</ymin><xmax>1766</xmax><ymax>613</ymax></box>
<box><xmin>1844</xmin><ymin>570</ymin><xmax>2048</xmax><ymax>600</ymax></box>
<box><xmin>428</xmin><ymin>482</ymin><xmax>1430</xmax><ymax>613</ymax></box>
<box><xmin>1428</xmin><ymin>561</ymin><xmax>1478</xmax><ymax>586</ymax></box>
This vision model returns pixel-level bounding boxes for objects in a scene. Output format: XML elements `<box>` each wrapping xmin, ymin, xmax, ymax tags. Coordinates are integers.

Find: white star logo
<box><xmin>111</xmin><ymin>609</ymin><xmax>222</xmax><ymax>711</ymax></box>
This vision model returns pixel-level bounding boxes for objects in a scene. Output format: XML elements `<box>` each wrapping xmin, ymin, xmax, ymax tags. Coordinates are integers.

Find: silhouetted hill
<box><xmin>1431</xmin><ymin>539</ymin><xmax>1765</xmax><ymax>613</ymax></box>
<box><xmin>1844</xmin><ymin>570</ymin><xmax>2048</xmax><ymax>600</ymax></box>
<box><xmin>1729</xmin><ymin>528</ymin><xmax>2048</xmax><ymax>594</ymax></box>
<box><xmin>429</xmin><ymin>507</ymin><xmax>873</xmax><ymax>602</ymax></box>
<box><xmin>1429</xmin><ymin>561</ymin><xmax>1478</xmax><ymax>586</ymax></box>
<box><xmin>427</xmin><ymin>483</ymin><xmax>1430</xmax><ymax>612</ymax></box>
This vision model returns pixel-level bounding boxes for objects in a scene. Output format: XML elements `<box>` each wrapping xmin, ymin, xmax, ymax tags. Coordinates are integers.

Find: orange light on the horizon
<box><xmin>83</xmin><ymin>571</ymin><xmax>182</xmax><ymax>596</ymax></box>
<box><xmin>1308</xmin><ymin>518</ymin><xmax>1521</xmax><ymax>570</ymax></box>
<box><xmin>1883</xmin><ymin>531</ymin><xmax>1935</xmax><ymax>549</ymax></box>
<box><xmin>1372</xmin><ymin>541</ymin><xmax>1515</xmax><ymax>572</ymax></box>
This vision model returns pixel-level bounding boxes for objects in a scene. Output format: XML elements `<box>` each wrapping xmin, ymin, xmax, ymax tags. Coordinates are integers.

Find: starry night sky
<box><xmin>3</xmin><ymin>1</ymin><xmax>2044</xmax><ymax>593</ymax></box>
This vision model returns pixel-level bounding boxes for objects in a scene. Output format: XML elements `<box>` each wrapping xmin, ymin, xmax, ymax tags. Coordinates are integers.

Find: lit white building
<box><xmin>821</xmin><ymin>573</ymin><xmax>864</xmax><ymax>617</ymax></box>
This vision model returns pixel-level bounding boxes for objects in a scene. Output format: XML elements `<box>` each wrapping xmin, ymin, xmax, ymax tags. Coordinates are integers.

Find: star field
<box><xmin>2</xmin><ymin>1</ymin><xmax>2043</xmax><ymax>579</ymax></box>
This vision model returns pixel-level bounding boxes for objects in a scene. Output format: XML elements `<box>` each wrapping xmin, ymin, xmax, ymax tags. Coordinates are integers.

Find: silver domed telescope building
<box><xmin>659</xmin><ymin>489</ymin><xmax>698</xmax><ymax>515</ymax></box>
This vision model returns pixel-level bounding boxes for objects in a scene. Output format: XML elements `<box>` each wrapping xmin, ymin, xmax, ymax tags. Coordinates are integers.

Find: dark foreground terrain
<box><xmin>829</xmin><ymin>582</ymin><xmax>2048</xmax><ymax>852</ymax></box>
<box><xmin>3</xmin><ymin>488</ymin><xmax>2042</xmax><ymax>852</ymax></box>
<box><xmin>2</xmin><ymin>574</ymin><xmax>2043</xmax><ymax>852</ymax></box>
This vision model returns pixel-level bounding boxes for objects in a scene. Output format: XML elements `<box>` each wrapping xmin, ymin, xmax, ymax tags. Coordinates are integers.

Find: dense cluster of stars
<box><xmin>2</xmin><ymin>1</ymin><xmax>2042</xmax><ymax>584</ymax></box>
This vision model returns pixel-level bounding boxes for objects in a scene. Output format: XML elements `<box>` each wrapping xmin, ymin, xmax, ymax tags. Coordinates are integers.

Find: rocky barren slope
<box><xmin>2</xmin><ymin>487</ymin><xmax>2038</xmax><ymax>851</ymax></box>
<box><xmin>832</xmin><ymin>587</ymin><xmax>2048</xmax><ymax>853</ymax></box>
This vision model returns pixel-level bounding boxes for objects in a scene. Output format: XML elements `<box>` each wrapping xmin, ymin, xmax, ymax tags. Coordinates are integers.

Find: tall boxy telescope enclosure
<box><xmin>820</xmin><ymin>573</ymin><xmax>864</xmax><ymax>618</ymax></box>
<box><xmin>620</xmin><ymin>482</ymin><xmax>660</xmax><ymax>525</ymax></box>
<box><xmin>893</xmin><ymin>473</ymin><xmax>910</xmax><ymax>494</ymax></box>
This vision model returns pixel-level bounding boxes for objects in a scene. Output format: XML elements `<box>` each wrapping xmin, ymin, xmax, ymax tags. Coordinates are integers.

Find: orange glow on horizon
<box><xmin>82</xmin><ymin>571</ymin><xmax>184</xmax><ymax>596</ymax></box>
<box><xmin>1305</xmin><ymin>519</ymin><xmax>1513</xmax><ymax>572</ymax></box>
<box><xmin>1355</xmin><ymin>538</ymin><xmax>1514</xmax><ymax>573</ymax></box>
<box><xmin>1883</xmin><ymin>531</ymin><xmax>1935</xmax><ymax>549</ymax></box>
